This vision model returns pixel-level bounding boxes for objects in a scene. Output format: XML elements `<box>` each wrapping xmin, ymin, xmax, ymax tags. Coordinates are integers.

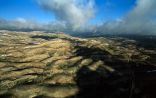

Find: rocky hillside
<box><xmin>0</xmin><ymin>31</ymin><xmax>156</xmax><ymax>98</ymax></box>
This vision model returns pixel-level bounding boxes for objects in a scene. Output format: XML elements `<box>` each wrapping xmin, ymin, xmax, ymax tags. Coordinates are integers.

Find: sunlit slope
<box><xmin>0</xmin><ymin>31</ymin><xmax>155</xmax><ymax>98</ymax></box>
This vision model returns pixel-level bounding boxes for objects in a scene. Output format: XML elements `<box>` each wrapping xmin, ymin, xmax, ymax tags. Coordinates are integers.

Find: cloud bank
<box><xmin>97</xmin><ymin>0</ymin><xmax>156</xmax><ymax>35</ymax></box>
<box><xmin>0</xmin><ymin>18</ymin><xmax>41</xmax><ymax>31</ymax></box>
<box><xmin>0</xmin><ymin>0</ymin><xmax>156</xmax><ymax>35</ymax></box>
<box><xmin>0</xmin><ymin>18</ymin><xmax>67</xmax><ymax>32</ymax></box>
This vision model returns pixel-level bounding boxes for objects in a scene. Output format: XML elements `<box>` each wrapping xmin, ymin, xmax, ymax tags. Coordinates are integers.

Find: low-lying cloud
<box><xmin>0</xmin><ymin>0</ymin><xmax>156</xmax><ymax>35</ymax></box>
<box><xmin>0</xmin><ymin>18</ymin><xmax>40</xmax><ymax>31</ymax></box>
<box><xmin>0</xmin><ymin>18</ymin><xmax>67</xmax><ymax>32</ymax></box>
<box><xmin>97</xmin><ymin>0</ymin><xmax>156</xmax><ymax>35</ymax></box>
<box><xmin>124</xmin><ymin>0</ymin><xmax>156</xmax><ymax>34</ymax></box>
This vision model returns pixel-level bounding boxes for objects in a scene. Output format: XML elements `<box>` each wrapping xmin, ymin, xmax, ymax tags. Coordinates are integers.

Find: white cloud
<box><xmin>0</xmin><ymin>0</ymin><xmax>156</xmax><ymax>35</ymax></box>
<box><xmin>16</xmin><ymin>18</ymin><xmax>27</xmax><ymax>23</ymax></box>
<box><xmin>95</xmin><ymin>0</ymin><xmax>156</xmax><ymax>35</ymax></box>
<box><xmin>38</xmin><ymin>0</ymin><xmax>95</xmax><ymax>30</ymax></box>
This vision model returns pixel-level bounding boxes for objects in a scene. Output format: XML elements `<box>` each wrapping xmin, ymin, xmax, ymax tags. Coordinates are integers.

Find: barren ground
<box><xmin>0</xmin><ymin>31</ymin><xmax>156</xmax><ymax>98</ymax></box>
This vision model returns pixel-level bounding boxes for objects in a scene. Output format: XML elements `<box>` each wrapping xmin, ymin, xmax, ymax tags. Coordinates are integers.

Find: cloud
<box><xmin>16</xmin><ymin>18</ymin><xmax>27</xmax><ymax>23</ymax></box>
<box><xmin>127</xmin><ymin>0</ymin><xmax>156</xmax><ymax>19</ymax></box>
<box><xmin>38</xmin><ymin>0</ymin><xmax>95</xmax><ymax>30</ymax></box>
<box><xmin>96</xmin><ymin>0</ymin><xmax>156</xmax><ymax>35</ymax></box>
<box><xmin>0</xmin><ymin>0</ymin><xmax>156</xmax><ymax>35</ymax></box>
<box><xmin>123</xmin><ymin>0</ymin><xmax>156</xmax><ymax>33</ymax></box>
<box><xmin>0</xmin><ymin>18</ymin><xmax>42</xmax><ymax>31</ymax></box>
<box><xmin>0</xmin><ymin>18</ymin><xmax>70</xmax><ymax>32</ymax></box>
<box><xmin>0</xmin><ymin>0</ymin><xmax>95</xmax><ymax>32</ymax></box>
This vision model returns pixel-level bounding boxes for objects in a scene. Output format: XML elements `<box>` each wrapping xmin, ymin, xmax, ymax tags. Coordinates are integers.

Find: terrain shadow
<box><xmin>70</xmin><ymin>66</ymin><xmax>131</xmax><ymax>98</ymax></box>
<box><xmin>74</xmin><ymin>45</ymin><xmax>130</xmax><ymax>70</ymax></box>
<box><xmin>31</xmin><ymin>35</ymin><xmax>58</xmax><ymax>40</ymax></box>
<box><xmin>69</xmin><ymin>45</ymin><xmax>156</xmax><ymax>98</ymax></box>
<box><xmin>111</xmin><ymin>34</ymin><xmax>156</xmax><ymax>49</ymax></box>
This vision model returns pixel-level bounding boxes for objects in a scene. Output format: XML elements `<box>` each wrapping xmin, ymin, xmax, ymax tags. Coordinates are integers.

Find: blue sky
<box><xmin>92</xmin><ymin>0</ymin><xmax>135</xmax><ymax>23</ymax></box>
<box><xmin>0</xmin><ymin>0</ymin><xmax>136</xmax><ymax>23</ymax></box>
<box><xmin>0</xmin><ymin>0</ymin><xmax>54</xmax><ymax>23</ymax></box>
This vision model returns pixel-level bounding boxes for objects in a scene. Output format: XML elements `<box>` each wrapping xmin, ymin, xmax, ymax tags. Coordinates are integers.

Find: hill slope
<box><xmin>0</xmin><ymin>31</ymin><xmax>156</xmax><ymax>98</ymax></box>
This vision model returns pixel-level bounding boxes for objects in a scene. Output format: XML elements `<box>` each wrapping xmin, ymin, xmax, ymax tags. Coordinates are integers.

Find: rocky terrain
<box><xmin>0</xmin><ymin>30</ymin><xmax>156</xmax><ymax>98</ymax></box>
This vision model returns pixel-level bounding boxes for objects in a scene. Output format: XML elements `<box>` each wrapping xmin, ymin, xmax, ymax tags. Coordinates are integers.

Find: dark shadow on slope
<box><xmin>69</xmin><ymin>66</ymin><xmax>132</xmax><ymax>98</ymax></box>
<box><xmin>0</xmin><ymin>93</ymin><xmax>17</xmax><ymax>98</ymax></box>
<box><xmin>121</xmin><ymin>35</ymin><xmax>156</xmax><ymax>49</ymax></box>
<box><xmin>74</xmin><ymin>46</ymin><xmax>111</xmax><ymax>61</ymax></box>
<box><xmin>74</xmin><ymin>45</ymin><xmax>130</xmax><ymax>71</ymax></box>
<box><xmin>70</xmin><ymin>45</ymin><xmax>156</xmax><ymax>98</ymax></box>
<box><xmin>31</xmin><ymin>35</ymin><xmax>58</xmax><ymax>40</ymax></box>
<box><xmin>105</xmin><ymin>34</ymin><xmax>156</xmax><ymax>49</ymax></box>
<box><xmin>32</xmin><ymin>95</ymin><xmax>51</xmax><ymax>98</ymax></box>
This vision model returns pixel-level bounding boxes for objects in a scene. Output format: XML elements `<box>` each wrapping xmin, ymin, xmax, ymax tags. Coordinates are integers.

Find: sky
<box><xmin>0</xmin><ymin>0</ymin><xmax>54</xmax><ymax>23</ymax></box>
<box><xmin>0</xmin><ymin>0</ymin><xmax>156</xmax><ymax>34</ymax></box>
<box><xmin>0</xmin><ymin>0</ymin><xmax>135</xmax><ymax>23</ymax></box>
